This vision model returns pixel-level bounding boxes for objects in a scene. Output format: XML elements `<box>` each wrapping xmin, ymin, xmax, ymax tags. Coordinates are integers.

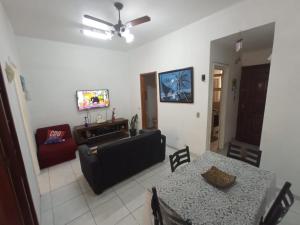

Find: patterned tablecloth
<box><xmin>144</xmin><ymin>151</ymin><xmax>276</xmax><ymax>225</ymax></box>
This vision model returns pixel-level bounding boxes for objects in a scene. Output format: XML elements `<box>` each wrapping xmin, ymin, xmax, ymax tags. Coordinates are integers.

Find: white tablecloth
<box><xmin>143</xmin><ymin>151</ymin><xmax>276</xmax><ymax>225</ymax></box>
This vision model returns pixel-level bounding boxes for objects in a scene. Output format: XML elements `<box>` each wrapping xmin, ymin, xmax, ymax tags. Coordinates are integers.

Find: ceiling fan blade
<box><xmin>84</xmin><ymin>14</ymin><xmax>114</xmax><ymax>27</ymax></box>
<box><xmin>126</xmin><ymin>16</ymin><xmax>151</xmax><ymax>27</ymax></box>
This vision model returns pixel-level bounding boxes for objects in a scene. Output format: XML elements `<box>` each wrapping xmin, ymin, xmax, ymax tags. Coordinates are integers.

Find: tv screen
<box><xmin>76</xmin><ymin>89</ymin><xmax>109</xmax><ymax>111</ymax></box>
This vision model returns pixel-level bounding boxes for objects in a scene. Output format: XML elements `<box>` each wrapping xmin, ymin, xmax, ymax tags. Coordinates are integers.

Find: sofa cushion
<box><xmin>39</xmin><ymin>138</ymin><xmax>77</xmax><ymax>158</ymax></box>
<box><xmin>38</xmin><ymin>138</ymin><xmax>77</xmax><ymax>169</ymax></box>
<box><xmin>97</xmin><ymin>130</ymin><xmax>161</xmax><ymax>156</ymax></box>
<box><xmin>95</xmin><ymin>130</ymin><xmax>162</xmax><ymax>184</ymax></box>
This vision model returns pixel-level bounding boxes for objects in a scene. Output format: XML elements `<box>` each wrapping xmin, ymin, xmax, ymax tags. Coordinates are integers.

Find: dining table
<box><xmin>143</xmin><ymin>151</ymin><xmax>276</xmax><ymax>225</ymax></box>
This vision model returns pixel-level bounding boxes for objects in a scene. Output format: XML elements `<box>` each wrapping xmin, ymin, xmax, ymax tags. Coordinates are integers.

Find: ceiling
<box><xmin>2</xmin><ymin>0</ymin><xmax>244</xmax><ymax>51</ymax></box>
<box><xmin>212</xmin><ymin>23</ymin><xmax>275</xmax><ymax>52</ymax></box>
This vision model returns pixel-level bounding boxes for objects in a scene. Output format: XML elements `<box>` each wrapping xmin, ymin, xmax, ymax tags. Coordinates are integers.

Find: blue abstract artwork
<box><xmin>159</xmin><ymin>67</ymin><xmax>193</xmax><ymax>103</ymax></box>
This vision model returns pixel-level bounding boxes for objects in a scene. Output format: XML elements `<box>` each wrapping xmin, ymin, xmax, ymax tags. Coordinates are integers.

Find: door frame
<box><xmin>140</xmin><ymin>72</ymin><xmax>158</xmax><ymax>129</ymax></box>
<box><xmin>13</xmin><ymin>67</ymin><xmax>40</xmax><ymax>175</ymax></box>
<box><xmin>0</xmin><ymin>65</ymin><xmax>39</xmax><ymax>225</ymax></box>
<box><xmin>207</xmin><ymin>63</ymin><xmax>230</xmax><ymax>151</ymax></box>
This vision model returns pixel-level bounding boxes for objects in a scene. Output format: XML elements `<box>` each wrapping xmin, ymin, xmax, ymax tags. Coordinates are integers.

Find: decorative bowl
<box><xmin>201</xmin><ymin>166</ymin><xmax>236</xmax><ymax>189</ymax></box>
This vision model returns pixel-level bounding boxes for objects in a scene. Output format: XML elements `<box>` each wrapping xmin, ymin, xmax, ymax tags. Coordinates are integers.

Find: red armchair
<box><xmin>36</xmin><ymin>124</ymin><xmax>77</xmax><ymax>169</ymax></box>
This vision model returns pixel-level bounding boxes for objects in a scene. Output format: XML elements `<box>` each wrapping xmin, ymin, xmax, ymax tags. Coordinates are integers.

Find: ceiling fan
<box><xmin>82</xmin><ymin>2</ymin><xmax>151</xmax><ymax>43</ymax></box>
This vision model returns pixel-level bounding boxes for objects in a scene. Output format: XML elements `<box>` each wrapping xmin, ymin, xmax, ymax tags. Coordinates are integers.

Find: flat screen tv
<box><xmin>76</xmin><ymin>89</ymin><xmax>109</xmax><ymax>111</ymax></box>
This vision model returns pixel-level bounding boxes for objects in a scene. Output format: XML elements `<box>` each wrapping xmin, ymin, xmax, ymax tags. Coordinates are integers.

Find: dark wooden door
<box><xmin>236</xmin><ymin>64</ymin><xmax>270</xmax><ymax>146</ymax></box>
<box><xmin>0</xmin><ymin>65</ymin><xmax>39</xmax><ymax>225</ymax></box>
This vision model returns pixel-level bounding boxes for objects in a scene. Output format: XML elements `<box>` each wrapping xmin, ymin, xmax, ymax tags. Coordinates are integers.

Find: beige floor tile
<box><xmin>49</xmin><ymin>162</ymin><xmax>76</xmax><ymax>190</ymax></box>
<box><xmin>66</xmin><ymin>212</ymin><xmax>96</xmax><ymax>225</ymax></box>
<box><xmin>91</xmin><ymin>197</ymin><xmax>130</xmax><ymax>225</ymax></box>
<box><xmin>53</xmin><ymin>195</ymin><xmax>89</xmax><ymax>225</ymax></box>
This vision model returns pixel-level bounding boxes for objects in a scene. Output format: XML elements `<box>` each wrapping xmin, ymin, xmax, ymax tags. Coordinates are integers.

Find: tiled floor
<box><xmin>39</xmin><ymin>147</ymin><xmax>177</xmax><ymax>225</ymax></box>
<box><xmin>38</xmin><ymin>147</ymin><xmax>300</xmax><ymax>225</ymax></box>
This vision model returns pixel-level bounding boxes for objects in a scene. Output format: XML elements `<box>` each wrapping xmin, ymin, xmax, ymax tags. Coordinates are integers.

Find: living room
<box><xmin>1</xmin><ymin>0</ymin><xmax>300</xmax><ymax>225</ymax></box>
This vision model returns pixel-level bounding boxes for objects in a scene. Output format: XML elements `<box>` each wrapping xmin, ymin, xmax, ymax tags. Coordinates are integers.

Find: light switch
<box><xmin>196</xmin><ymin>112</ymin><xmax>200</xmax><ymax>118</ymax></box>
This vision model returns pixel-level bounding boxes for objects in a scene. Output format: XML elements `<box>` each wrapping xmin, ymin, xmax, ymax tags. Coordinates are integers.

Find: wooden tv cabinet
<box><xmin>73</xmin><ymin>118</ymin><xmax>129</xmax><ymax>146</ymax></box>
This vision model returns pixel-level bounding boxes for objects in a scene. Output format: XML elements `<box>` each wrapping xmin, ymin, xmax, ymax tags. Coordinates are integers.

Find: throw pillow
<box><xmin>44</xmin><ymin>130</ymin><xmax>66</xmax><ymax>144</ymax></box>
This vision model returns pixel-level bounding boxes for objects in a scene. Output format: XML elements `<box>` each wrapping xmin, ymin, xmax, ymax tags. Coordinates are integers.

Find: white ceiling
<box><xmin>212</xmin><ymin>23</ymin><xmax>275</xmax><ymax>52</ymax></box>
<box><xmin>2</xmin><ymin>0</ymin><xmax>245</xmax><ymax>51</ymax></box>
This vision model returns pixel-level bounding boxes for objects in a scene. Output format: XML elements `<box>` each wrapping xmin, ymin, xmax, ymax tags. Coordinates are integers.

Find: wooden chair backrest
<box><xmin>169</xmin><ymin>146</ymin><xmax>191</xmax><ymax>172</ymax></box>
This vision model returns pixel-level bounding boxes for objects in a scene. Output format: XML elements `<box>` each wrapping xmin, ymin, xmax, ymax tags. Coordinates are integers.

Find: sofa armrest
<box><xmin>78</xmin><ymin>145</ymin><xmax>103</xmax><ymax>194</ymax></box>
<box><xmin>161</xmin><ymin>135</ymin><xmax>166</xmax><ymax>146</ymax></box>
<box><xmin>160</xmin><ymin>134</ymin><xmax>166</xmax><ymax>161</ymax></box>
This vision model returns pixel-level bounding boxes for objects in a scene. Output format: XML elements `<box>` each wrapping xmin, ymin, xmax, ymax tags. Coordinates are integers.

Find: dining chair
<box><xmin>260</xmin><ymin>182</ymin><xmax>294</xmax><ymax>225</ymax></box>
<box><xmin>151</xmin><ymin>187</ymin><xmax>192</xmax><ymax>225</ymax></box>
<box><xmin>227</xmin><ymin>142</ymin><xmax>262</xmax><ymax>167</ymax></box>
<box><xmin>169</xmin><ymin>146</ymin><xmax>191</xmax><ymax>172</ymax></box>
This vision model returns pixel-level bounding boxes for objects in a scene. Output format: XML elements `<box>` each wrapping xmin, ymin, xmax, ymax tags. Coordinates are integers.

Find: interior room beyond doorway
<box><xmin>140</xmin><ymin>72</ymin><xmax>158</xmax><ymax>130</ymax></box>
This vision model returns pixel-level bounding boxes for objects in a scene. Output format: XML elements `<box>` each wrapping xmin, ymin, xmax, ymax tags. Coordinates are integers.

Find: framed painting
<box><xmin>159</xmin><ymin>67</ymin><xmax>193</xmax><ymax>103</ymax></box>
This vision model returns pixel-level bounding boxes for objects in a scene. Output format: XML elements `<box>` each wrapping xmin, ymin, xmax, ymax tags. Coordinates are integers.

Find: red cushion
<box><xmin>47</xmin><ymin>129</ymin><xmax>66</xmax><ymax>139</ymax></box>
<box><xmin>44</xmin><ymin>129</ymin><xmax>66</xmax><ymax>144</ymax></box>
<box><xmin>36</xmin><ymin>124</ymin><xmax>72</xmax><ymax>145</ymax></box>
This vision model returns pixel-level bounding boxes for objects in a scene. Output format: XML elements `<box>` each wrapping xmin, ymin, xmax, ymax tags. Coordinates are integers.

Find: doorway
<box><xmin>210</xmin><ymin>66</ymin><xmax>224</xmax><ymax>151</ymax></box>
<box><xmin>140</xmin><ymin>72</ymin><xmax>158</xmax><ymax>129</ymax></box>
<box><xmin>208</xmin><ymin>22</ymin><xmax>275</xmax><ymax>152</ymax></box>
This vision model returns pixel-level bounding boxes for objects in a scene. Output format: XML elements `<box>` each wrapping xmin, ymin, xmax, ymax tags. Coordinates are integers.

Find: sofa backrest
<box><xmin>35</xmin><ymin>124</ymin><xmax>72</xmax><ymax>145</ymax></box>
<box><xmin>96</xmin><ymin>130</ymin><xmax>163</xmax><ymax>182</ymax></box>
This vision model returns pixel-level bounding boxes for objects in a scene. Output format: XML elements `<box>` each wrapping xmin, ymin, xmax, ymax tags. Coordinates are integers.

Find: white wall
<box><xmin>129</xmin><ymin>0</ymin><xmax>300</xmax><ymax>195</ymax></box>
<box><xmin>242</xmin><ymin>48</ymin><xmax>272</xmax><ymax>66</ymax></box>
<box><xmin>0</xmin><ymin>2</ymin><xmax>40</xmax><ymax>221</ymax></box>
<box><xmin>16</xmin><ymin>37</ymin><xmax>131</xmax><ymax>131</ymax></box>
<box><xmin>129</xmin><ymin>33</ymin><xmax>208</xmax><ymax>152</ymax></box>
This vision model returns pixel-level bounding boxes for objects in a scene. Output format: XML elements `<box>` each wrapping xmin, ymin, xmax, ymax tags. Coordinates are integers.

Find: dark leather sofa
<box><xmin>78</xmin><ymin>130</ymin><xmax>166</xmax><ymax>194</ymax></box>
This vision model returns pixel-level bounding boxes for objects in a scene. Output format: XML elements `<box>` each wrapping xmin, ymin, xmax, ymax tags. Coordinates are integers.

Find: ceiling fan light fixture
<box><xmin>81</xmin><ymin>2</ymin><xmax>150</xmax><ymax>44</ymax></box>
<box><xmin>125</xmin><ymin>34</ymin><xmax>134</xmax><ymax>43</ymax></box>
<box><xmin>105</xmin><ymin>31</ymin><xmax>113</xmax><ymax>40</ymax></box>
<box><xmin>82</xmin><ymin>16</ymin><xmax>111</xmax><ymax>31</ymax></box>
<box><xmin>82</xmin><ymin>29</ymin><xmax>111</xmax><ymax>40</ymax></box>
<box><xmin>126</xmin><ymin>23</ymin><xmax>133</xmax><ymax>28</ymax></box>
<box><xmin>121</xmin><ymin>29</ymin><xmax>134</xmax><ymax>43</ymax></box>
